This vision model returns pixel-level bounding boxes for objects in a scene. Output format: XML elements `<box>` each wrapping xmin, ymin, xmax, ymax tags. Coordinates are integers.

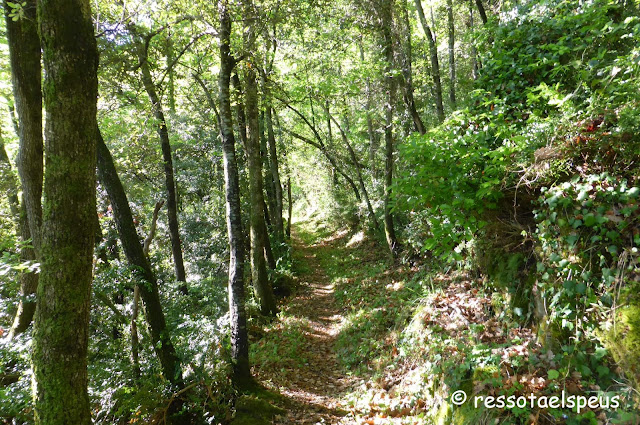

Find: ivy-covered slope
<box><xmin>395</xmin><ymin>0</ymin><xmax>640</xmax><ymax>418</ymax></box>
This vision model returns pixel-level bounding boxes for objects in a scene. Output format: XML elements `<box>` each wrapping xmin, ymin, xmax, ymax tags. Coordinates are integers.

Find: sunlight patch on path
<box><xmin>254</xmin><ymin>227</ymin><xmax>358</xmax><ymax>425</ymax></box>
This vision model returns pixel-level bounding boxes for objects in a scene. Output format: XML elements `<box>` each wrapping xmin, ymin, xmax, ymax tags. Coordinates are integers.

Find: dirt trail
<box><xmin>257</xmin><ymin>229</ymin><xmax>357</xmax><ymax>424</ymax></box>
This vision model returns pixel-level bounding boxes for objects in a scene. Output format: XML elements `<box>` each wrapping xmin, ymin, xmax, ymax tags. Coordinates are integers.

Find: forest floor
<box><xmin>249</xmin><ymin>217</ymin><xmax>617</xmax><ymax>424</ymax></box>
<box><xmin>250</xmin><ymin>217</ymin><xmax>438</xmax><ymax>424</ymax></box>
<box><xmin>252</xmin><ymin>221</ymin><xmax>362</xmax><ymax>424</ymax></box>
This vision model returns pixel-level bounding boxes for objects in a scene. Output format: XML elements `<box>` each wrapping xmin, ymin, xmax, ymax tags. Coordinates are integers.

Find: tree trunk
<box><xmin>447</xmin><ymin>0</ymin><xmax>456</xmax><ymax>107</ymax></box>
<box><xmin>4</xmin><ymin>0</ymin><xmax>43</xmax><ymax>255</ymax></box>
<box><xmin>0</xmin><ymin>131</ymin><xmax>19</xmax><ymax>218</ymax></box>
<box><xmin>414</xmin><ymin>0</ymin><xmax>445</xmax><ymax>123</ymax></box>
<box><xmin>232</xmin><ymin>73</ymin><xmax>248</xmax><ymax>151</ymax></box>
<box><xmin>0</xmin><ymin>131</ymin><xmax>37</xmax><ymax>340</ymax></box>
<box><xmin>243</xmin><ymin>0</ymin><xmax>278</xmax><ymax>317</ymax></box>
<box><xmin>263</xmin><ymin>200</ymin><xmax>277</xmax><ymax>269</ymax></box>
<box><xmin>32</xmin><ymin>1</ymin><xmax>98</xmax><ymax>422</ymax></box>
<box><xmin>218</xmin><ymin>0</ymin><xmax>251</xmax><ymax>385</ymax></box>
<box><xmin>266</xmin><ymin>107</ymin><xmax>284</xmax><ymax>240</ymax></box>
<box><xmin>475</xmin><ymin>0</ymin><xmax>488</xmax><ymax>24</ymax></box>
<box><xmin>469</xmin><ymin>0</ymin><xmax>479</xmax><ymax>80</ymax></box>
<box><xmin>280</xmin><ymin>100</ymin><xmax>362</xmax><ymax>202</ymax></box>
<box><xmin>7</xmin><ymin>206</ymin><xmax>38</xmax><ymax>339</ymax></box>
<box><xmin>400</xmin><ymin>1</ymin><xmax>426</xmax><ymax>134</ymax></box>
<box><xmin>286</xmin><ymin>177</ymin><xmax>292</xmax><ymax>238</ymax></box>
<box><xmin>328</xmin><ymin>113</ymin><xmax>380</xmax><ymax>231</ymax></box>
<box><xmin>379</xmin><ymin>1</ymin><xmax>399</xmax><ymax>257</ymax></box>
<box><xmin>358</xmin><ymin>42</ymin><xmax>380</xmax><ymax>179</ymax></box>
<box><xmin>4</xmin><ymin>0</ymin><xmax>42</xmax><ymax>340</ymax></box>
<box><xmin>131</xmin><ymin>28</ymin><xmax>188</xmax><ymax>292</ymax></box>
<box><xmin>96</xmin><ymin>130</ymin><xmax>184</xmax><ymax>388</ymax></box>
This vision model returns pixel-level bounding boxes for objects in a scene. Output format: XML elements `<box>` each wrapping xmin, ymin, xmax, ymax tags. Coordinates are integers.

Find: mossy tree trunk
<box><xmin>378</xmin><ymin>0</ymin><xmax>400</xmax><ymax>256</ymax></box>
<box><xmin>447</xmin><ymin>0</ymin><xmax>456</xmax><ymax>107</ymax></box>
<box><xmin>4</xmin><ymin>0</ymin><xmax>42</xmax><ymax>338</ymax></box>
<box><xmin>265</xmin><ymin>103</ymin><xmax>285</xmax><ymax>241</ymax></box>
<box><xmin>97</xmin><ymin>129</ymin><xmax>184</xmax><ymax>387</ymax></box>
<box><xmin>243</xmin><ymin>0</ymin><xmax>278</xmax><ymax>317</ymax></box>
<box><xmin>0</xmin><ymin>129</ymin><xmax>37</xmax><ymax>339</ymax></box>
<box><xmin>218</xmin><ymin>0</ymin><xmax>251</xmax><ymax>385</ymax></box>
<box><xmin>32</xmin><ymin>0</ymin><xmax>98</xmax><ymax>423</ymax></box>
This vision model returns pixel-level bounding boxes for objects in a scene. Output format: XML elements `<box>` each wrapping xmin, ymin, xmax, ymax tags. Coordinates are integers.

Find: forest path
<box><xmin>253</xmin><ymin>222</ymin><xmax>363</xmax><ymax>424</ymax></box>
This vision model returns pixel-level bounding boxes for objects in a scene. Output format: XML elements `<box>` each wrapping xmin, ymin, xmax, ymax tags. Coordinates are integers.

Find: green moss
<box><xmin>230</xmin><ymin>395</ymin><xmax>285</xmax><ymax>425</ymax></box>
<box><xmin>602</xmin><ymin>304</ymin><xmax>640</xmax><ymax>390</ymax></box>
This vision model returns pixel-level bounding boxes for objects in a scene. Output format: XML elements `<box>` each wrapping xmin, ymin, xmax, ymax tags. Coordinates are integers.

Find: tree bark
<box><xmin>469</xmin><ymin>0</ymin><xmax>479</xmax><ymax>80</ymax></box>
<box><xmin>328</xmin><ymin>113</ymin><xmax>380</xmax><ymax>231</ymax></box>
<box><xmin>400</xmin><ymin>1</ymin><xmax>426</xmax><ymax>134</ymax></box>
<box><xmin>414</xmin><ymin>0</ymin><xmax>445</xmax><ymax>123</ymax></box>
<box><xmin>4</xmin><ymin>0</ymin><xmax>43</xmax><ymax>254</ymax></box>
<box><xmin>0</xmin><ymin>131</ymin><xmax>19</xmax><ymax>218</ymax></box>
<box><xmin>358</xmin><ymin>42</ymin><xmax>380</xmax><ymax>178</ymax></box>
<box><xmin>379</xmin><ymin>0</ymin><xmax>400</xmax><ymax>257</ymax></box>
<box><xmin>32</xmin><ymin>1</ymin><xmax>98</xmax><ymax>422</ymax></box>
<box><xmin>243</xmin><ymin>0</ymin><xmax>278</xmax><ymax>317</ymax></box>
<box><xmin>475</xmin><ymin>0</ymin><xmax>488</xmax><ymax>24</ymax></box>
<box><xmin>96</xmin><ymin>130</ymin><xmax>184</xmax><ymax>388</ymax></box>
<box><xmin>129</xmin><ymin>199</ymin><xmax>164</xmax><ymax>379</ymax></box>
<box><xmin>130</xmin><ymin>27</ymin><xmax>188</xmax><ymax>292</ymax></box>
<box><xmin>232</xmin><ymin>73</ymin><xmax>248</xmax><ymax>151</ymax></box>
<box><xmin>7</xmin><ymin>206</ymin><xmax>38</xmax><ymax>339</ymax></box>
<box><xmin>1</xmin><ymin>130</ymin><xmax>38</xmax><ymax>339</ymax></box>
<box><xmin>266</xmin><ymin>107</ymin><xmax>284</xmax><ymax>240</ymax></box>
<box><xmin>447</xmin><ymin>0</ymin><xmax>456</xmax><ymax>107</ymax></box>
<box><xmin>286</xmin><ymin>177</ymin><xmax>292</xmax><ymax>238</ymax></box>
<box><xmin>260</xmin><ymin>111</ymin><xmax>277</xmax><ymax>225</ymax></box>
<box><xmin>218</xmin><ymin>0</ymin><xmax>251</xmax><ymax>385</ymax></box>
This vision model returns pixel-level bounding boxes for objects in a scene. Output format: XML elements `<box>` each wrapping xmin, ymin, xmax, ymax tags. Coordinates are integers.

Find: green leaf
<box><xmin>548</xmin><ymin>369</ymin><xmax>560</xmax><ymax>380</ymax></box>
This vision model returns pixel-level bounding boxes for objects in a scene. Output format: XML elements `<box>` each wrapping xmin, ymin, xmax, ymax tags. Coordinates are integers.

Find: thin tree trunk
<box><xmin>129</xmin><ymin>199</ymin><xmax>164</xmax><ymax>379</ymax></box>
<box><xmin>232</xmin><ymin>73</ymin><xmax>248</xmax><ymax>151</ymax></box>
<box><xmin>97</xmin><ymin>130</ymin><xmax>184</xmax><ymax>388</ymax></box>
<box><xmin>243</xmin><ymin>0</ymin><xmax>277</xmax><ymax>317</ymax></box>
<box><xmin>286</xmin><ymin>177</ymin><xmax>292</xmax><ymax>238</ymax></box>
<box><xmin>131</xmin><ymin>28</ymin><xmax>188</xmax><ymax>292</ymax></box>
<box><xmin>7</xmin><ymin>101</ymin><xmax>19</xmax><ymax>136</ymax></box>
<box><xmin>4</xmin><ymin>0</ymin><xmax>43</xmax><ymax>255</ymax></box>
<box><xmin>400</xmin><ymin>1</ymin><xmax>426</xmax><ymax>134</ymax></box>
<box><xmin>3</xmin><ymin>130</ymin><xmax>38</xmax><ymax>338</ymax></box>
<box><xmin>279</xmin><ymin>100</ymin><xmax>362</xmax><ymax>202</ymax></box>
<box><xmin>262</xmin><ymin>200</ymin><xmax>277</xmax><ymax>269</ymax></box>
<box><xmin>166</xmin><ymin>32</ymin><xmax>176</xmax><ymax>114</ymax></box>
<box><xmin>260</xmin><ymin>111</ymin><xmax>277</xmax><ymax>223</ymax></box>
<box><xmin>266</xmin><ymin>107</ymin><xmax>284</xmax><ymax>240</ymax></box>
<box><xmin>218</xmin><ymin>0</ymin><xmax>251</xmax><ymax>385</ymax></box>
<box><xmin>469</xmin><ymin>0</ymin><xmax>479</xmax><ymax>80</ymax></box>
<box><xmin>32</xmin><ymin>1</ymin><xmax>98</xmax><ymax>421</ymax></box>
<box><xmin>324</xmin><ymin>101</ymin><xmax>338</xmax><ymax>186</ymax></box>
<box><xmin>0</xmin><ymin>132</ymin><xmax>19</xmax><ymax>218</ymax></box>
<box><xmin>447</xmin><ymin>0</ymin><xmax>456</xmax><ymax>107</ymax></box>
<box><xmin>4</xmin><ymin>0</ymin><xmax>42</xmax><ymax>338</ymax></box>
<box><xmin>414</xmin><ymin>0</ymin><xmax>445</xmax><ymax>122</ymax></box>
<box><xmin>328</xmin><ymin>113</ymin><xmax>380</xmax><ymax>230</ymax></box>
<box><xmin>358</xmin><ymin>42</ymin><xmax>380</xmax><ymax>178</ymax></box>
<box><xmin>380</xmin><ymin>1</ymin><xmax>399</xmax><ymax>256</ymax></box>
<box><xmin>475</xmin><ymin>0</ymin><xmax>488</xmax><ymax>24</ymax></box>
<box><xmin>7</xmin><ymin>210</ymin><xmax>38</xmax><ymax>339</ymax></box>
